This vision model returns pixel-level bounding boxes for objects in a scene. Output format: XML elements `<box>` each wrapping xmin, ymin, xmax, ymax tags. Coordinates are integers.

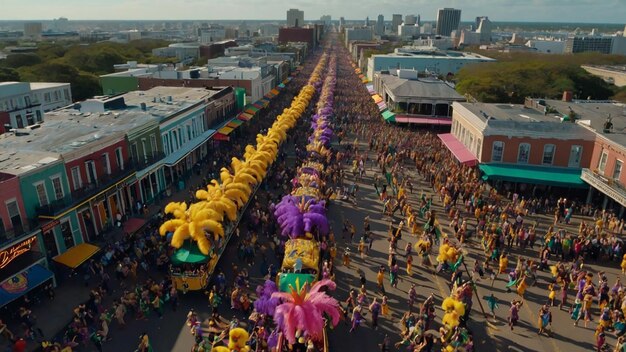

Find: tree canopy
<box><xmin>0</xmin><ymin>39</ymin><xmax>173</xmax><ymax>101</ymax></box>
<box><xmin>455</xmin><ymin>52</ymin><xmax>626</xmax><ymax>103</ymax></box>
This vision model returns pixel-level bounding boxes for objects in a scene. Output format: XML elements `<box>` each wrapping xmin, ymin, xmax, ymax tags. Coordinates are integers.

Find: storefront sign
<box><xmin>0</xmin><ymin>236</ymin><xmax>37</xmax><ymax>269</ymax></box>
<box><xmin>41</xmin><ymin>219</ymin><xmax>60</xmax><ymax>233</ymax></box>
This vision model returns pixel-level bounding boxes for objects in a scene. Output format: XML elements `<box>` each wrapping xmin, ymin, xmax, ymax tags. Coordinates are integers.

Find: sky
<box><xmin>3</xmin><ymin>0</ymin><xmax>626</xmax><ymax>24</ymax></box>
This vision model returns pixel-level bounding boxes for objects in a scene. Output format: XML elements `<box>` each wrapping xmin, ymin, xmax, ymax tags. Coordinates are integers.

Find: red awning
<box><xmin>213</xmin><ymin>133</ymin><xmax>230</xmax><ymax>141</ymax></box>
<box><xmin>395</xmin><ymin>116</ymin><xmax>452</xmax><ymax>125</ymax></box>
<box><xmin>437</xmin><ymin>133</ymin><xmax>478</xmax><ymax>166</ymax></box>
<box><xmin>123</xmin><ymin>218</ymin><xmax>146</xmax><ymax>235</ymax></box>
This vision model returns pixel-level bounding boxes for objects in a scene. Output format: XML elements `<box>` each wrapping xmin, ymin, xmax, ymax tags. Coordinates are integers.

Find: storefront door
<box><xmin>60</xmin><ymin>219</ymin><xmax>75</xmax><ymax>250</ymax></box>
<box><xmin>43</xmin><ymin>229</ymin><xmax>59</xmax><ymax>258</ymax></box>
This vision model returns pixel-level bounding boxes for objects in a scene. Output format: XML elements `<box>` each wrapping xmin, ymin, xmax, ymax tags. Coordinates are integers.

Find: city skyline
<box><xmin>2</xmin><ymin>0</ymin><xmax>626</xmax><ymax>24</ymax></box>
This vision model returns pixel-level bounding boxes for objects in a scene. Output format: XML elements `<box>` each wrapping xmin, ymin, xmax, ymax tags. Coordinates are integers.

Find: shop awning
<box><xmin>213</xmin><ymin>133</ymin><xmax>230</xmax><ymax>142</ymax></box>
<box><xmin>0</xmin><ymin>264</ymin><xmax>54</xmax><ymax>307</ymax></box>
<box><xmin>479</xmin><ymin>164</ymin><xmax>587</xmax><ymax>188</ymax></box>
<box><xmin>162</xmin><ymin>129</ymin><xmax>216</xmax><ymax>167</ymax></box>
<box><xmin>53</xmin><ymin>243</ymin><xmax>100</xmax><ymax>269</ymax></box>
<box><xmin>238</xmin><ymin>112</ymin><xmax>254</xmax><ymax>121</ymax></box>
<box><xmin>270</xmin><ymin>88</ymin><xmax>280</xmax><ymax>95</ymax></box>
<box><xmin>397</xmin><ymin>116</ymin><xmax>453</xmax><ymax>125</ymax></box>
<box><xmin>438</xmin><ymin>133</ymin><xmax>478</xmax><ymax>166</ymax></box>
<box><xmin>123</xmin><ymin>218</ymin><xmax>146</xmax><ymax>235</ymax></box>
<box><xmin>366</xmin><ymin>84</ymin><xmax>375</xmax><ymax>94</ymax></box>
<box><xmin>382</xmin><ymin>110</ymin><xmax>396</xmax><ymax>122</ymax></box>
<box><xmin>227</xmin><ymin>119</ymin><xmax>243</xmax><ymax>128</ymax></box>
<box><xmin>244</xmin><ymin>106</ymin><xmax>259</xmax><ymax>115</ymax></box>
<box><xmin>372</xmin><ymin>94</ymin><xmax>383</xmax><ymax>104</ymax></box>
<box><xmin>377</xmin><ymin>101</ymin><xmax>387</xmax><ymax>111</ymax></box>
<box><xmin>218</xmin><ymin>126</ymin><xmax>235</xmax><ymax>135</ymax></box>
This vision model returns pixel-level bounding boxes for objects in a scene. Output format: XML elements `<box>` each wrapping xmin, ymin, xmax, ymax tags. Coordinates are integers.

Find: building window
<box><xmin>63</xmin><ymin>89</ymin><xmax>70</xmax><ymax>101</ymax></box>
<box><xmin>71</xmin><ymin>166</ymin><xmax>82</xmax><ymax>190</ymax></box>
<box><xmin>35</xmin><ymin>182</ymin><xmax>48</xmax><ymax>207</ymax></box>
<box><xmin>568</xmin><ymin>145</ymin><xmax>583</xmax><ymax>168</ymax></box>
<box><xmin>15</xmin><ymin>115</ymin><xmax>23</xmax><ymax>128</ymax></box>
<box><xmin>6</xmin><ymin>200</ymin><xmax>22</xmax><ymax>231</ymax></box>
<box><xmin>598</xmin><ymin>150</ymin><xmax>608</xmax><ymax>173</ymax></box>
<box><xmin>44</xmin><ymin>92</ymin><xmax>51</xmax><ymax>102</ymax></box>
<box><xmin>141</xmin><ymin>139</ymin><xmax>148</xmax><ymax>163</ymax></box>
<box><xmin>614</xmin><ymin>160</ymin><xmax>623</xmax><ymax>180</ymax></box>
<box><xmin>24</xmin><ymin>96</ymin><xmax>31</xmax><ymax>106</ymax></box>
<box><xmin>85</xmin><ymin>160</ymin><xmax>97</xmax><ymax>185</ymax></box>
<box><xmin>51</xmin><ymin>176</ymin><xmax>64</xmax><ymax>200</ymax></box>
<box><xmin>517</xmin><ymin>143</ymin><xmax>530</xmax><ymax>164</ymax></box>
<box><xmin>102</xmin><ymin>153</ymin><xmax>111</xmax><ymax>175</ymax></box>
<box><xmin>491</xmin><ymin>141</ymin><xmax>504</xmax><ymax>162</ymax></box>
<box><xmin>60</xmin><ymin>218</ymin><xmax>75</xmax><ymax>250</ymax></box>
<box><xmin>35</xmin><ymin>110</ymin><xmax>42</xmax><ymax>122</ymax></box>
<box><xmin>115</xmin><ymin>147</ymin><xmax>124</xmax><ymax>170</ymax></box>
<box><xmin>542</xmin><ymin>144</ymin><xmax>555</xmax><ymax>165</ymax></box>
<box><xmin>172</xmin><ymin>131</ymin><xmax>179</xmax><ymax>151</ymax></box>
<box><xmin>150</xmin><ymin>135</ymin><xmax>157</xmax><ymax>157</ymax></box>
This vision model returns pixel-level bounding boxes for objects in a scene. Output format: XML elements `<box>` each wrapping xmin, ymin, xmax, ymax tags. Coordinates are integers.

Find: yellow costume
<box><xmin>621</xmin><ymin>254</ymin><xmax>626</xmax><ymax>273</ymax></box>
<box><xmin>499</xmin><ymin>255</ymin><xmax>509</xmax><ymax>274</ymax></box>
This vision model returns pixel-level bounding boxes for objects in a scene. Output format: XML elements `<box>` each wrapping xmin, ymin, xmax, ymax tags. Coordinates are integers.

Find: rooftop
<box><xmin>0</xmin><ymin>148</ymin><xmax>60</xmax><ymax>176</ymax></box>
<box><xmin>460</xmin><ymin>102</ymin><xmax>560</xmax><ymax>124</ymax></box>
<box><xmin>582</xmin><ymin>65</ymin><xmax>626</xmax><ymax>74</ymax></box>
<box><xmin>0</xmin><ymin>87</ymin><xmax>220</xmax><ymax>169</ymax></box>
<box><xmin>378</xmin><ymin>73</ymin><xmax>464</xmax><ymax>101</ymax></box>
<box><xmin>373</xmin><ymin>47</ymin><xmax>495</xmax><ymax>61</ymax></box>
<box><xmin>542</xmin><ymin>99</ymin><xmax>626</xmax><ymax>146</ymax></box>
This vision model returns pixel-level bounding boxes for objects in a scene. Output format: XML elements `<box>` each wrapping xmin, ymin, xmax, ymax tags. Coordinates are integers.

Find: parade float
<box><xmin>270</xmin><ymin>53</ymin><xmax>340</xmax><ymax>351</ymax></box>
<box><xmin>159</xmin><ymin>52</ymin><xmax>329</xmax><ymax>291</ymax></box>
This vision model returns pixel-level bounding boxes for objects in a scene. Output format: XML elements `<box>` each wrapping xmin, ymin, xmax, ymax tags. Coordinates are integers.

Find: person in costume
<box><xmin>369</xmin><ymin>298</ymin><xmax>381</xmax><ymax>330</ymax></box>
<box><xmin>137</xmin><ymin>333</ymin><xmax>153</xmax><ymax>352</ymax></box>
<box><xmin>381</xmin><ymin>295</ymin><xmax>390</xmax><ymax>317</ymax></box>
<box><xmin>547</xmin><ymin>283</ymin><xmax>556</xmax><ymax>306</ymax></box>
<box><xmin>538</xmin><ymin>305</ymin><xmax>552</xmax><ymax>336</ymax></box>
<box><xmin>484</xmin><ymin>294</ymin><xmax>499</xmax><ymax>320</ymax></box>
<box><xmin>350</xmin><ymin>304</ymin><xmax>364</xmax><ymax>333</ymax></box>
<box><xmin>508</xmin><ymin>300</ymin><xmax>522</xmax><ymax>331</ymax></box>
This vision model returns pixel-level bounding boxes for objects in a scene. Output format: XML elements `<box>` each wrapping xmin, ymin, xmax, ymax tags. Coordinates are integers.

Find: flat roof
<box><xmin>459</xmin><ymin>102</ymin><xmax>560</xmax><ymax>123</ymax></box>
<box><xmin>543</xmin><ymin>99</ymin><xmax>626</xmax><ymax>146</ymax></box>
<box><xmin>582</xmin><ymin>65</ymin><xmax>626</xmax><ymax>74</ymax></box>
<box><xmin>0</xmin><ymin>148</ymin><xmax>60</xmax><ymax>176</ymax></box>
<box><xmin>373</xmin><ymin>49</ymin><xmax>495</xmax><ymax>61</ymax></box>
<box><xmin>378</xmin><ymin>74</ymin><xmax>464</xmax><ymax>101</ymax></box>
<box><xmin>29</xmin><ymin>82</ymin><xmax>69</xmax><ymax>89</ymax></box>
<box><xmin>0</xmin><ymin>87</ymin><xmax>219</xmax><ymax>171</ymax></box>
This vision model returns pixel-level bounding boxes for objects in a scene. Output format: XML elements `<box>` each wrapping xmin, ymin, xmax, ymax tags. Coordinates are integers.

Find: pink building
<box><xmin>0</xmin><ymin>172</ymin><xmax>29</xmax><ymax>244</ymax></box>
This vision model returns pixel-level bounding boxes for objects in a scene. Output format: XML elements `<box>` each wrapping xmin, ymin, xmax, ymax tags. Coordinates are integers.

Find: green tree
<box><xmin>1</xmin><ymin>53</ymin><xmax>42</xmax><ymax>69</ymax></box>
<box><xmin>0</xmin><ymin>67</ymin><xmax>20</xmax><ymax>81</ymax></box>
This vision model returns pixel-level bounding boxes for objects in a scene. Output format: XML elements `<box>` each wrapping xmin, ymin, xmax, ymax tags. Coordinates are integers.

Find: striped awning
<box><xmin>227</xmin><ymin>119</ymin><xmax>243</xmax><ymax>128</ymax></box>
<box><xmin>238</xmin><ymin>112</ymin><xmax>254</xmax><ymax>121</ymax></box>
<box><xmin>213</xmin><ymin>133</ymin><xmax>230</xmax><ymax>142</ymax></box>
<box><xmin>218</xmin><ymin>126</ymin><xmax>234</xmax><ymax>135</ymax></box>
<box><xmin>377</xmin><ymin>101</ymin><xmax>387</xmax><ymax>111</ymax></box>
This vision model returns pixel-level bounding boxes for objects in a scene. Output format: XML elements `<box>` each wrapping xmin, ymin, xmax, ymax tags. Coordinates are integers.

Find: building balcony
<box><xmin>33</xmin><ymin>152</ymin><xmax>167</xmax><ymax>218</ymax></box>
<box><xmin>132</xmin><ymin>152</ymin><xmax>166</xmax><ymax>171</ymax></box>
<box><xmin>0</xmin><ymin>218</ymin><xmax>41</xmax><ymax>247</ymax></box>
<box><xmin>580</xmin><ymin>168</ymin><xmax>626</xmax><ymax>207</ymax></box>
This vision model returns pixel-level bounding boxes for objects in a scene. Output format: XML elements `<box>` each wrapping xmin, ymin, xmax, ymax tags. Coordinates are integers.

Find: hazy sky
<box><xmin>3</xmin><ymin>0</ymin><xmax>626</xmax><ymax>23</ymax></box>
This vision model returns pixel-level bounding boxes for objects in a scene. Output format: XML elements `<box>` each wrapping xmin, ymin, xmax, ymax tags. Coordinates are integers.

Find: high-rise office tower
<box><xmin>436</xmin><ymin>8</ymin><xmax>461</xmax><ymax>36</ymax></box>
<box><xmin>287</xmin><ymin>8</ymin><xmax>305</xmax><ymax>27</ymax></box>
<box><xmin>405</xmin><ymin>15</ymin><xmax>417</xmax><ymax>26</ymax></box>
<box><xmin>391</xmin><ymin>14</ymin><xmax>403</xmax><ymax>33</ymax></box>
<box><xmin>376</xmin><ymin>14</ymin><xmax>385</xmax><ymax>35</ymax></box>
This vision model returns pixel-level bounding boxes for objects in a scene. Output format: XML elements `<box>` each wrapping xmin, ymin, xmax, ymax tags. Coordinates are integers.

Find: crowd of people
<box><xmin>5</xmin><ymin>29</ymin><xmax>626</xmax><ymax>352</ymax></box>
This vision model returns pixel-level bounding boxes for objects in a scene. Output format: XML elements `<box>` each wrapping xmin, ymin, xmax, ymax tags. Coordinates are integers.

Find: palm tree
<box><xmin>271</xmin><ymin>279</ymin><xmax>341</xmax><ymax>344</ymax></box>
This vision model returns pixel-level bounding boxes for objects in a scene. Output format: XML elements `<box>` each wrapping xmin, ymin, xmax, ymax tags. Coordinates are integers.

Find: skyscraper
<box><xmin>436</xmin><ymin>8</ymin><xmax>461</xmax><ymax>36</ymax></box>
<box><xmin>376</xmin><ymin>14</ymin><xmax>385</xmax><ymax>35</ymax></box>
<box><xmin>365</xmin><ymin>17</ymin><xmax>370</xmax><ymax>27</ymax></box>
<box><xmin>391</xmin><ymin>14</ymin><xmax>403</xmax><ymax>34</ymax></box>
<box><xmin>476</xmin><ymin>16</ymin><xmax>492</xmax><ymax>43</ymax></box>
<box><xmin>405</xmin><ymin>15</ymin><xmax>417</xmax><ymax>26</ymax></box>
<box><xmin>287</xmin><ymin>8</ymin><xmax>305</xmax><ymax>28</ymax></box>
<box><xmin>417</xmin><ymin>14</ymin><xmax>421</xmax><ymax>27</ymax></box>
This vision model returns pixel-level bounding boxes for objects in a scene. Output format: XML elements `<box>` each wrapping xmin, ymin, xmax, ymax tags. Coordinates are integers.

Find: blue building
<box><xmin>366</xmin><ymin>47</ymin><xmax>495</xmax><ymax>80</ymax></box>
